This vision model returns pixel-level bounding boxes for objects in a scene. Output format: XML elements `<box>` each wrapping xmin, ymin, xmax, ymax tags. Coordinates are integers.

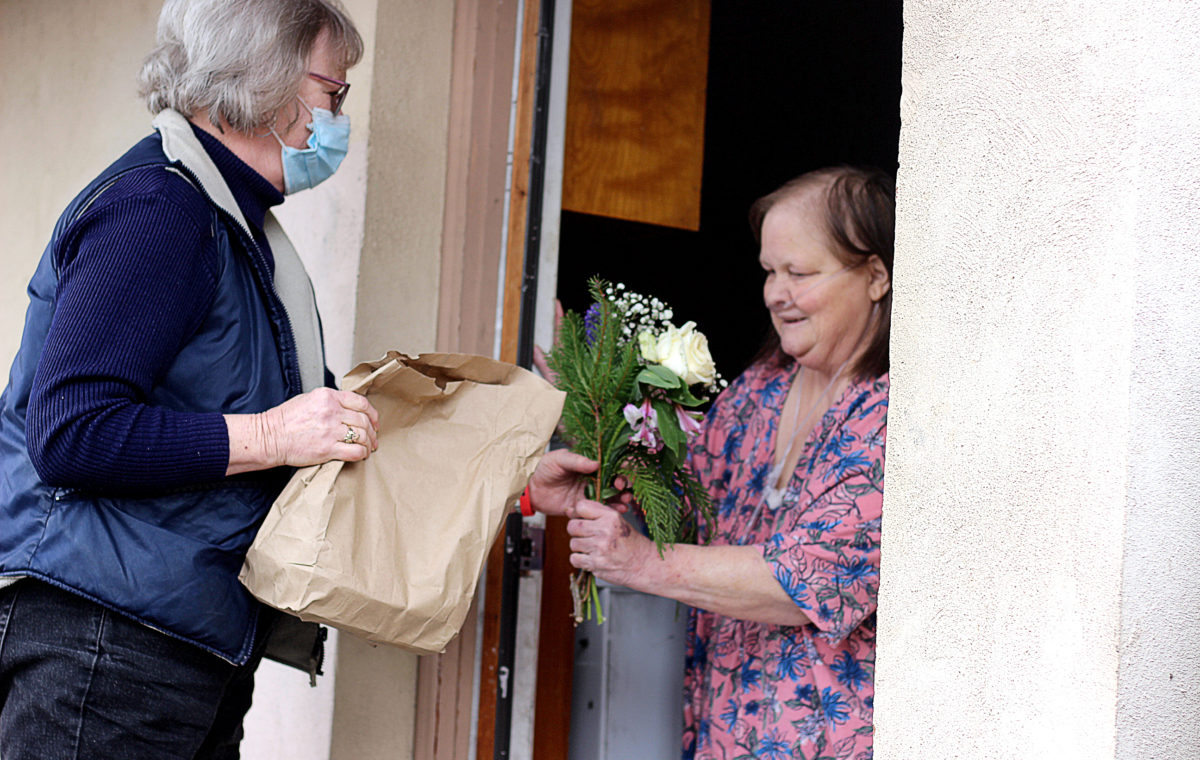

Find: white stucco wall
<box><xmin>1114</xmin><ymin>1</ymin><xmax>1200</xmax><ymax>756</ymax></box>
<box><xmin>877</xmin><ymin>3</ymin><xmax>1200</xmax><ymax>759</ymax></box>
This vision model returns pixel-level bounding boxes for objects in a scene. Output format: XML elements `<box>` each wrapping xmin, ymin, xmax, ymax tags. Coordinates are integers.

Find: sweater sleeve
<box><xmin>26</xmin><ymin>170</ymin><xmax>233</xmax><ymax>492</ymax></box>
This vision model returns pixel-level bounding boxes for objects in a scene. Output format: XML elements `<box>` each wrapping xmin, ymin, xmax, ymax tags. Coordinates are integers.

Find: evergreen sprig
<box><xmin>620</xmin><ymin>453</ymin><xmax>715</xmax><ymax>554</ymax></box>
<box><xmin>625</xmin><ymin>457</ymin><xmax>681</xmax><ymax>552</ymax></box>
<box><xmin>546</xmin><ymin>279</ymin><xmax>640</xmax><ymax>500</ymax></box>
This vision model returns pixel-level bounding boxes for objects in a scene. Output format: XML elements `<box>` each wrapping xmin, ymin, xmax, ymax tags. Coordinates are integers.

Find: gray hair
<box><xmin>138</xmin><ymin>0</ymin><xmax>363</xmax><ymax>133</ymax></box>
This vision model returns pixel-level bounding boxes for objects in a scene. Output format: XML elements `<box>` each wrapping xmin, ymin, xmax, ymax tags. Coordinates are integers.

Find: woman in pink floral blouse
<box><xmin>566</xmin><ymin>166</ymin><xmax>894</xmax><ymax>760</ymax></box>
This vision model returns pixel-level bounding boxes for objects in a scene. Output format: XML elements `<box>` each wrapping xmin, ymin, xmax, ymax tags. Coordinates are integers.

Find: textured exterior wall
<box><xmin>1115</xmin><ymin>1</ymin><xmax>1200</xmax><ymax>756</ymax></box>
<box><xmin>350</xmin><ymin>0</ymin><xmax>454</xmax><ymax>361</ymax></box>
<box><xmin>0</xmin><ymin>0</ymin><xmax>161</xmax><ymax>370</ymax></box>
<box><xmin>877</xmin><ymin>2</ymin><xmax>1200</xmax><ymax>759</ymax></box>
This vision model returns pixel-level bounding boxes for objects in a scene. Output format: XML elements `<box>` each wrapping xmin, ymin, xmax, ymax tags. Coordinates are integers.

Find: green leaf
<box><xmin>652</xmin><ymin>398</ymin><xmax>686</xmax><ymax>462</ymax></box>
<box><xmin>637</xmin><ymin>364</ymin><xmax>681</xmax><ymax>389</ymax></box>
<box><xmin>664</xmin><ymin>382</ymin><xmax>705</xmax><ymax>407</ymax></box>
<box><xmin>659</xmin><ymin>444</ymin><xmax>680</xmax><ymax>473</ymax></box>
<box><xmin>678</xmin><ymin>467</ymin><xmax>716</xmax><ymax>543</ymax></box>
<box><xmin>545</xmin><ymin>278</ymin><xmax>644</xmax><ymax>498</ymax></box>
<box><xmin>543</xmin><ymin>276</ymin><xmax>718</xmax><ymax>562</ymax></box>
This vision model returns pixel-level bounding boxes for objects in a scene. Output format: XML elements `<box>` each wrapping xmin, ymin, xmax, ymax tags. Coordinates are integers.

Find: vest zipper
<box><xmin>167</xmin><ymin>163</ymin><xmax>304</xmax><ymax>396</ymax></box>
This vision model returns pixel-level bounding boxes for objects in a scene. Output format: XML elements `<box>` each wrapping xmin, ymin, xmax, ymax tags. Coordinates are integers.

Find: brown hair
<box><xmin>747</xmin><ymin>166</ymin><xmax>895</xmax><ymax>379</ymax></box>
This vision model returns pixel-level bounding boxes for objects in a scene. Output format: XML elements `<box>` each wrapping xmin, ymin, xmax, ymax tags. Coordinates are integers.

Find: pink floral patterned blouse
<box><xmin>683</xmin><ymin>360</ymin><xmax>887</xmax><ymax>760</ymax></box>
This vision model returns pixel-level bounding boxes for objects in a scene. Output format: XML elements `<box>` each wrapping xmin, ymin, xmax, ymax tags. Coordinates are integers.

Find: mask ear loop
<box><xmin>268</xmin><ymin>96</ymin><xmax>317</xmax><ymax>147</ymax></box>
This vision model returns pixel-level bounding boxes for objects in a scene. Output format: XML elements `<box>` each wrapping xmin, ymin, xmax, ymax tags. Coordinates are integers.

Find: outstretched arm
<box><xmin>526</xmin><ymin>448</ymin><xmax>598</xmax><ymax>516</ymax></box>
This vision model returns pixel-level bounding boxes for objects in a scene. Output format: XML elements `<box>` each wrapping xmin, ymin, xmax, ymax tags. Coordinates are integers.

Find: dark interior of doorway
<box><xmin>556</xmin><ymin>0</ymin><xmax>903</xmax><ymax>378</ymax></box>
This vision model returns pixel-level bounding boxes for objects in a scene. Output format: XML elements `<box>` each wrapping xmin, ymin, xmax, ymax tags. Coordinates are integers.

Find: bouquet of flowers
<box><xmin>545</xmin><ymin>278</ymin><xmax>725</xmax><ymax>622</ymax></box>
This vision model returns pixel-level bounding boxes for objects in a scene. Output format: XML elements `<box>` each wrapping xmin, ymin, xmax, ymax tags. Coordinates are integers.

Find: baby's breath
<box><xmin>606</xmin><ymin>283</ymin><xmax>676</xmax><ymax>340</ymax></box>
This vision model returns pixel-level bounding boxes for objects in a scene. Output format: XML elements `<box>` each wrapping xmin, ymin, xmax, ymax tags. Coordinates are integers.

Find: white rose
<box><xmin>655</xmin><ymin>321</ymin><xmax>716</xmax><ymax>386</ymax></box>
<box><xmin>678</xmin><ymin>322</ymin><xmax>716</xmax><ymax>385</ymax></box>
<box><xmin>637</xmin><ymin>330</ymin><xmax>660</xmax><ymax>363</ymax></box>
<box><xmin>654</xmin><ymin>324</ymin><xmax>686</xmax><ymax>378</ymax></box>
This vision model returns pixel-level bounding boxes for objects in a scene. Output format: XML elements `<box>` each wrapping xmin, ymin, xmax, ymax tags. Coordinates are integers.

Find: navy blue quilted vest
<box><xmin>0</xmin><ymin>133</ymin><xmax>302</xmax><ymax>664</ymax></box>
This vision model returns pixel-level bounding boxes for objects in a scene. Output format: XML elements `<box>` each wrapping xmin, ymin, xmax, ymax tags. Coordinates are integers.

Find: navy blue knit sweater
<box><xmin>25</xmin><ymin>124</ymin><xmax>285</xmax><ymax>492</ymax></box>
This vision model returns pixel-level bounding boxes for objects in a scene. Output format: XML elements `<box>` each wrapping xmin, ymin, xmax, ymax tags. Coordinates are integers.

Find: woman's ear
<box><xmin>866</xmin><ymin>255</ymin><xmax>891</xmax><ymax>302</ymax></box>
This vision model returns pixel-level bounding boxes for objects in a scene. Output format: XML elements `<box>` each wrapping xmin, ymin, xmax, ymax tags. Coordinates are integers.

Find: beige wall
<box><xmin>877</xmin><ymin>2</ymin><xmax>1200</xmax><ymax>759</ymax></box>
<box><xmin>328</xmin><ymin>0</ymin><xmax>457</xmax><ymax>755</ymax></box>
<box><xmin>0</xmin><ymin>0</ymin><xmax>462</xmax><ymax>757</ymax></box>
<box><xmin>351</xmin><ymin>0</ymin><xmax>454</xmax><ymax>362</ymax></box>
<box><xmin>0</xmin><ymin>0</ymin><xmax>161</xmax><ymax>370</ymax></box>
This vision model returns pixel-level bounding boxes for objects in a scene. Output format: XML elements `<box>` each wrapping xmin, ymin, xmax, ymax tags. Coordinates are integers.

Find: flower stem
<box><xmin>590</xmin><ymin>577</ymin><xmax>604</xmax><ymax>625</ymax></box>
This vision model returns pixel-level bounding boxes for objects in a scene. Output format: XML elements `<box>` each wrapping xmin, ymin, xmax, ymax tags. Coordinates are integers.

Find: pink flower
<box><xmin>623</xmin><ymin>399</ymin><xmax>662</xmax><ymax>451</ymax></box>
<box><xmin>675</xmin><ymin>405</ymin><xmax>703</xmax><ymax>441</ymax></box>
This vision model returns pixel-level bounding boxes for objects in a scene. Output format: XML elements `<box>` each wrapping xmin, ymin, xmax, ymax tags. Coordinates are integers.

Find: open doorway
<box><xmin>556</xmin><ymin>0</ymin><xmax>902</xmax><ymax>378</ymax></box>
<box><xmin>540</xmin><ymin>1</ymin><xmax>902</xmax><ymax>757</ymax></box>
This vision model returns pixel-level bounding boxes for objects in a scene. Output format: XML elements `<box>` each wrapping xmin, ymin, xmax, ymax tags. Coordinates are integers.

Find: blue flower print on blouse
<box><xmin>682</xmin><ymin>362</ymin><xmax>887</xmax><ymax>760</ymax></box>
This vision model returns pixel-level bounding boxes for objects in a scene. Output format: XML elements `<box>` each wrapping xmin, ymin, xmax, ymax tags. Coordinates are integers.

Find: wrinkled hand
<box><xmin>262</xmin><ymin>387</ymin><xmax>380</xmax><ymax>466</ymax></box>
<box><xmin>528</xmin><ymin>448</ymin><xmax>598</xmax><ymax>516</ymax></box>
<box><xmin>567</xmin><ymin>499</ymin><xmax>655</xmax><ymax>587</ymax></box>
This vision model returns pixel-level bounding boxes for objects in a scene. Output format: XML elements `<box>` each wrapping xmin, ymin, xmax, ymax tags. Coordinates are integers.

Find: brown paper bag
<box><xmin>239</xmin><ymin>351</ymin><xmax>565</xmax><ymax>655</ymax></box>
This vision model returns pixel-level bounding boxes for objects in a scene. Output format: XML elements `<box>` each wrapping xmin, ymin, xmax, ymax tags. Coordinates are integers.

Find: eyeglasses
<box><xmin>308</xmin><ymin>71</ymin><xmax>350</xmax><ymax>115</ymax></box>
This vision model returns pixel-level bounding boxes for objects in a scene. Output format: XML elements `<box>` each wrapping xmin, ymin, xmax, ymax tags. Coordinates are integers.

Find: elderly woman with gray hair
<box><xmin>0</xmin><ymin>0</ymin><xmax>592</xmax><ymax>756</ymax></box>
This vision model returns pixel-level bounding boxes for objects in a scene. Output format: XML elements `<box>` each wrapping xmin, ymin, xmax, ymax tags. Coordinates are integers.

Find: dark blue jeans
<box><xmin>0</xmin><ymin>580</ymin><xmax>273</xmax><ymax>760</ymax></box>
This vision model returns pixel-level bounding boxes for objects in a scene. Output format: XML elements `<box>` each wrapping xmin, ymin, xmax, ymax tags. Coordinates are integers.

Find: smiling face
<box><xmin>759</xmin><ymin>189</ymin><xmax>881</xmax><ymax>374</ymax></box>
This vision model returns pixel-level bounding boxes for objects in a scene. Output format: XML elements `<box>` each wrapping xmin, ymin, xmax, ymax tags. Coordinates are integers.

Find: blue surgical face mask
<box><xmin>272</xmin><ymin>98</ymin><xmax>351</xmax><ymax>194</ymax></box>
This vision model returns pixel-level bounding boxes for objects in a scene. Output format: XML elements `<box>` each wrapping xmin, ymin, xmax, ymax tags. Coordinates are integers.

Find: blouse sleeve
<box><xmin>759</xmin><ymin>388</ymin><xmax>887</xmax><ymax>645</ymax></box>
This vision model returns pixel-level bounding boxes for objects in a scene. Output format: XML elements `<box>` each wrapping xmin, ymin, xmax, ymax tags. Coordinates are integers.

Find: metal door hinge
<box><xmin>519</xmin><ymin>524</ymin><xmax>545</xmax><ymax>572</ymax></box>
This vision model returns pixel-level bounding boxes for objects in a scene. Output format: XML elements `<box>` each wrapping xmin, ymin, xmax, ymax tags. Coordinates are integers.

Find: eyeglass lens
<box><xmin>309</xmin><ymin>72</ymin><xmax>350</xmax><ymax>115</ymax></box>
